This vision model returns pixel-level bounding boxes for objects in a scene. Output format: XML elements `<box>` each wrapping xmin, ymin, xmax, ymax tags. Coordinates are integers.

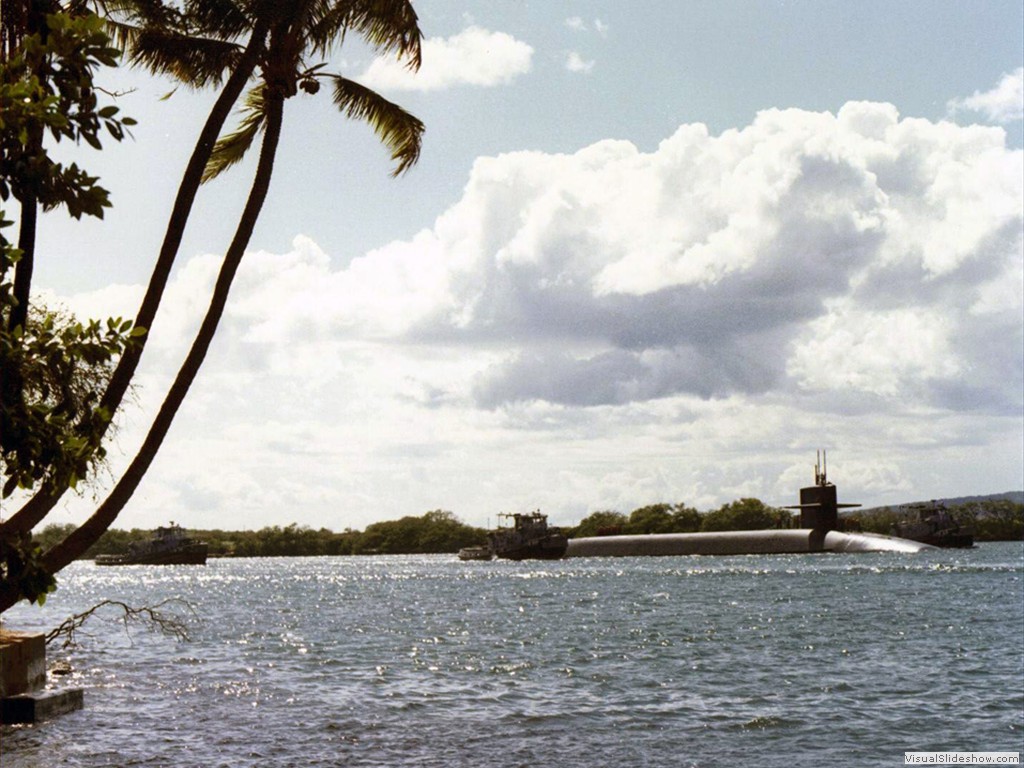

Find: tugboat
<box><xmin>893</xmin><ymin>503</ymin><xmax>974</xmax><ymax>548</ymax></box>
<box><xmin>488</xmin><ymin>511</ymin><xmax>568</xmax><ymax>561</ymax></box>
<box><xmin>95</xmin><ymin>524</ymin><xmax>208</xmax><ymax>565</ymax></box>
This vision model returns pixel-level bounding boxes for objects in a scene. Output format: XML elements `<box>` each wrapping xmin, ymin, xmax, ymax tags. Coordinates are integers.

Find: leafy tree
<box><xmin>1</xmin><ymin>13</ymin><xmax>139</xmax><ymax>606</ymax></box>
<box><xmin>573</xmin><ymin>510</ymin><xmax>628</xmax><ymax>538</ymax></box>
<box><xmin>670</xmin><ymin>503</ymin><xmax>702</xmax><ymax>532</ymax></box>
<box><xmin>4</xmin><ymin>0</ymin><xmax>269</xmax><ymax>535</ymax></box>
<box><xmin>5</xmin><ymin>1</ymin><xmax>425</xmax><ymax>610</ymax></box>
<box><xmin>950</xmin><ymin>500</ymin><xmax>1023</xmax><ymax>540</ymax></box>
<box><xmin>0</xmin><ymin>290</ymin><xmax>138</xmax><ymax>498</ymax></box>
<box><xmin>1</xmin><ymin>8</ymin><xmax>135</xmax><ymax>334</ymax></box>
<box><xmin>701</xmin><ymin>498</ymin><xmax>784</xmax><ymax>532</ymax></box>
<box><xmin>626</xmin><ymin>503</ymin><xmax>677</xmax><ymax>534</ymax></box>
<box><xmin>0</xmin><ymin>12</ymin><xmax>138</xmax><ymax>496</ymax></box>
<box><xmin>357</xmin><ymin>511</ymin><xmax>483</xmax><ymax>554</ymax></box>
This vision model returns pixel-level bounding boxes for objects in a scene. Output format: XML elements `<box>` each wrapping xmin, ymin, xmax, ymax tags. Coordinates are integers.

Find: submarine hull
<box><xmin>564</xmin><ymin>529</ymin><xmax>932</xmax><ymax>558</ymax></box>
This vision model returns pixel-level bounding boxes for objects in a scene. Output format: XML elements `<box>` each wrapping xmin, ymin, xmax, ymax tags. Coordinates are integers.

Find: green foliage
<box><xmin>571</xmin><ymin>510</ymin><xmax>628</xmax><ymax>538</ymax></box>
<box><xmin>229</xmin><ymin>523</ymin><xmax>352</xmax><ymax>557</ymax></box>
<box><xmin>1</xmin><ymin>11</ymin><xmax>143</xmax><ymax>612</ymax></box>
<box><xmin>0</xmin><ymin>530</ymin><xmax>57</xmax><ymax>605</ymax></box>
<box><xmin>0</xmin><ymin>12</ymin><xmax>136</xmax><ymax>217</ymax></box>
<box><xmin>330</xmin><ymin>75</ymin><xmax>423</xmax><ymax>177</ymax></box>
<box><xmin>625</xmin><ymin>504</ymin><xmax>674</xmax><ymax>534</ymax></box>
<box><xmin>701</xmin><ymin>498</ymin><xmax>788</xmax><ymax>532</ymax></box>
<box><xmin>956</xmin><ymin>501</ymin><xmax>1023</xmax><ymax>540</ymax></box>
<box><xmin>1</xmin><ymin>238</ymin><xmax>140</xmax><ymax>497</ymax></box>
<box><xmin>36</xmin><ymin>511</ymin><xmax>488</xmax><ymax>559</ymax></box>
<box><xmin>200</xmin><ymin>83</ymin><xmax>266</xmax><ymax>181</ymax></box>
<box><xmin>670</xmin><ymin>504</ymin><xmax>703</xmax><ymax>533</ymax></box>
<box><xmin>358</xmin><ymin>510</ymin><xmax>485</xmax><ymax>554</ymax></box>
<box><xmin>1</xmin><ymin>13</ymin><xmax>142</xmax><ymax>499</ymax></box>
<box><xmin>198</xmin><ymin>2</ymin><xmax>424</xmax><ymax>183</ymax></box>
<box><xmin>570</xmin><ymin>502</ymin><xmax>732</xmax><ymax>537</ymax></box>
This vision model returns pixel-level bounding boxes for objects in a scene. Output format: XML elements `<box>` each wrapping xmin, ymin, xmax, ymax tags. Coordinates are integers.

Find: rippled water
<box><xmin>3</xmin><ymin>544</ymin><xmax>1023</xmax><ymax>767</ymax></box>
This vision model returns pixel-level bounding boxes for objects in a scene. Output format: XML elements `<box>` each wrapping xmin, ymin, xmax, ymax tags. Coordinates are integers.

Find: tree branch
<box><xmin>45</xmin><ymin>597</ymin><xmax>197</xmax><ymax>649</ymax></box>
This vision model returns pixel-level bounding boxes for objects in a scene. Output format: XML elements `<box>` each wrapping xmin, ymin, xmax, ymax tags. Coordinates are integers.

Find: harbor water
<box><xmin>2</xmin><ymin>543</ymin><xmax>1022</xmax><ymax>767</ymax></box>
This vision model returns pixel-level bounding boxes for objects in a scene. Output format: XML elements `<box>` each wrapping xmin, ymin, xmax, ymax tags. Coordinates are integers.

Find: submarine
<box><xmin>488</xmin><ymin>453</ymin><xmax>933</xmax><ymax>560</ymax></box>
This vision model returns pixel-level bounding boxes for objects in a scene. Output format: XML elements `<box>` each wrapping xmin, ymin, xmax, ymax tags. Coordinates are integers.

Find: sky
<box><xmin>7</xmin><ymin>0</ymin><xmax>1024</xmax><ymax>533</ymax></box>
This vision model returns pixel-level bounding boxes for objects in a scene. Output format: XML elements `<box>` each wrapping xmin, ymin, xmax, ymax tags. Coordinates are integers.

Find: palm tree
<box><xmin>1</xmin><ymin>0</ymin><xmax>268</xmax><ymax>536</ymax></box>
<box><xmin>4</xmin><ymin>0</ymin><xmax>422</xmax><ymax>538</ymax></box>
<box><xmin>0</xmin><ymin>0</ymin><xmax>424</xmax><ymax>610</ymax></box>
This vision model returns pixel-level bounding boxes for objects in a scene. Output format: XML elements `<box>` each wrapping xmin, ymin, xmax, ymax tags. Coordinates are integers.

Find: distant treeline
<box><xmin>568</xmin><ymin>500</ymin><xmax>793</xmax><ymax>538</ymax></box>
<box><xmin>31</xmin><ymin>498</ymin><xmax>1023</xmax><ymax>559</ymax></box>
<box><xmin>32</xmin><ymin>510</ymin><xmax>487</xmax><ymax>559</ymax></box>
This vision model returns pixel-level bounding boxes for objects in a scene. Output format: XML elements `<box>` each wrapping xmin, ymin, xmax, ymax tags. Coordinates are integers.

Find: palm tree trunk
<box><xmin>5</xmin><ymin>0</ymin><xmax>51</xmax><ymax>331</ymax></box>
<box><xmin>0</xmin><ymin>91</ymin><xmax>285</xmax><ymax>612</ymax></box>
<box><xmin>7</xmin><ymin>194</ymin><xmax>37</xmax><ymax>333</ymax></box>
<box><xmin>0</xmin><ymin>26</ymin><xmax>267</xmax><ymax>537</ymax></box>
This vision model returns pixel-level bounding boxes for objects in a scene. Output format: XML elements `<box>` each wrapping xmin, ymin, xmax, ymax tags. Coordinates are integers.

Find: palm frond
<box><xmin>184</xmin><ymin>0</ymin><xmax>252</xmax><ymax>42</ymax></box>
<box><xmin>202</xmin><ymin>84</ymin><xmax>268</xmax><ymax>182</ymax></box>
<box><xmin>331</xmin><ymin>75</ymin><xmax>423</xmax><ymax>176</ymax></box>
<box><xmin>312</xmin><ymin>0</ymin><xmax>421</xmax><ymax>68</ymax></box>
<box><xmin>100</xmin><ymin>17</ymin><xmax>144</xmax><ymax>54</ymax></box>
<box><xmin>97</xmin><ymin>0</ymin><xmax>183</xmax><ymax>27</ymax></box>
<box><xmin>130</xmin><ymin>28</ymin><xmax>241</xmax><ymax>87</ymax></box>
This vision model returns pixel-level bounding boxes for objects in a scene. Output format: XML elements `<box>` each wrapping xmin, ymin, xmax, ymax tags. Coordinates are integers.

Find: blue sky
<box><xmin>15</xmin><ymin>1</ymin><xmax>1024</xmax><ymax>532</ymax></box>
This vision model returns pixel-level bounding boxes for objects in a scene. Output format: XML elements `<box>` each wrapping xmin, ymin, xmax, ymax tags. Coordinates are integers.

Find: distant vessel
<box><xmin>488</xmin><ymin>512</ymin><xmax>568</xmax><ymax>560</ymax></box>
<box><xmin>457</xmin><ymin>545</ymin><xmax>493</xmax><ymax>561</ymax></box>
<box><xmin>781</xmin><ymin>449</ymin><xmax>863</xmax><ymax>530</ymax></box>
<box><xmin>893</xmin><ymin>503</ymin><xmax>974</xmax><ymax>548</ymax></box>
<box><xmin>95</xmin><ymin>524</ymin><xmax>208</xmax><ymax>566</ymax></box>
<box><xmin>480</xmin><ymin>453</ymin><xmax>932</xmax><ymax>561</ymax></box>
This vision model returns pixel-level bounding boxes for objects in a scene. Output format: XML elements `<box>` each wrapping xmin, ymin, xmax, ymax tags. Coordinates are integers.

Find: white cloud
<box><xmin>565</xmin><ymin>17</ymin><xmax>609</xmax><ymax>36</ymax></box>
<box><xmin>42</xmin><ymin>102</ymin><xmax>1022</xmax><ymax>531</ymax></box>
<box><xmin>122</xmin><ymin>100</ymin><xmax>1018</xmax><ymax>421</ymax></box>
<box><xmin>948</xmin><ymin>67</ymin><xmax>1024</xmax><ymax>123</ymax></box>
<box><xmin>358</xmin><ymin>26</ymin><xmax>533</xmax><ymax>92</ymax></box>
<box><xmin>341</xmin><ymin>102</ymin><xmax>1021</xmax><ymax>417</ymax></box>
<box><xmin>566</xmin><ymin>51</ymin><xmax>595</xmax><ymax>74</ymax></box>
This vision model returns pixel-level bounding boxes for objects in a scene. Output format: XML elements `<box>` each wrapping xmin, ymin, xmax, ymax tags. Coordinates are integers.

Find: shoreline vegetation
<box><xmin>31</xmin><ymin>498</ymin><xmax>1024</xmax><ymax>559</ymax></box>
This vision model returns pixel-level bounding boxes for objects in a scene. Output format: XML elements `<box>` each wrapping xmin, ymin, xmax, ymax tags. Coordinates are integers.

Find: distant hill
<box><xmin>854</xmin><ymin>491</ymin><xmax>1023</xmax><ymax>516</ymax></box>
<box><xmin>931</xmin><ymin>491</ymin><xmax>1024</xmax><ymax>506</ymax></box>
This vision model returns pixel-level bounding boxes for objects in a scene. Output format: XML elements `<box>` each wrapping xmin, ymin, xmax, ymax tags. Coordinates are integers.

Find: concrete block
<box><xmin>1</xmin><ymin>688</ymin><xmax>84</xmax><ymax>724</ymax></box>
<box><xmin>0</xmin><ymin>631</ymin><xmax>46</xmax><ymax>697</ymax></box>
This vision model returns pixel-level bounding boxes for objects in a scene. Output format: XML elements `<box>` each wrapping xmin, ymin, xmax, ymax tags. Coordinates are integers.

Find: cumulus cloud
<box><xmin>566</xmin><ymin>52</ymin><xmax>595</xmax><ymax>74</ymax></box>
<box><xmin>333</xmin><ymin>101</ymin><xmax>1017</xmax><ymax>416</ymax></box>
<box><xmin>949</xmin><ymin>67</ymin><xmax>1024</xmax><ymax>123</ymax></box>
<box><xmin>44</xmin><ymin>101</ymin><xmax>1022</xmax><ymax>528</ymax></box>
<box><xmin>358</xmin><ymin>26</ymin><xmax>533</xmax><ymax>92</ymax></box>
<box><xmin>155</xmin><ymin>101</ymin><xmax>1021</xmax><ymax>420</ymax></box>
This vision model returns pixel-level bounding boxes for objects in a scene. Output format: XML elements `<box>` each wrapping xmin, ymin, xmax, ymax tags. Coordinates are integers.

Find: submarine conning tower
<box><xmin>784</xmin><ymin>450</ymin><xmax>861</xmax><ymax>532</ymax></box>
